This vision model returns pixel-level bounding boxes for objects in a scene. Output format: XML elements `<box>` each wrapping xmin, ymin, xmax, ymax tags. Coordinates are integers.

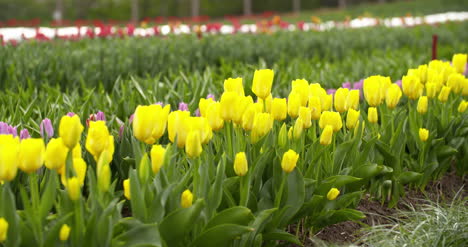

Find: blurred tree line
<box><xmin>0</xmin><ymin>0</ymin><xmax>398</xmax><ymax>22</ymax></box>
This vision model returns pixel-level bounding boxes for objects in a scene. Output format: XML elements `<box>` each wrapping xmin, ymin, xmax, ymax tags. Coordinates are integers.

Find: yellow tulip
<box><xmin>59</xmin><ymin>115</ymin><xmax>84</xmax><ymax>149</ymax></box>
<box><xmin>85</xmin><ymin>121</ymin><xmax>112</xmax><ymax>161</ymax></box>
<box><xmin>419</xmin><ymin>128</ymin><xmax>429</xmax><ymax>142</ymax></box>
<box><xmin>288</xmin><ymin>91</ymin><xmax>301</xmax><ymax>118</ymax></box>
<box><xmin>258</xmin><ymin>94</ymin><xmax>273</xmax><ymax>112</ymax></box>
<box><xmin>281</xmin><ymin>149</ymin><xmax>299</xmax><ymax>173</ymax></box>
<box><xmin>346</xmin><ymin>90</ymin><xmax>360</xmax><ymax>110</ymax></box>
<box><xmin>402</xmin><ymin>75</ymin><xmax>423</xmax><ymax>100</ymax></box>
<box><xmin>44</xmin><ymin>138</ymin><xmax>68</xmax><ymax>171</ymax></box>
<box><xmin>181</xmin><ymin>189</ymin><xmax>193</xmax><ymax>208</ymax></box>
<box><xmin>0</xmin><ymin>218</ymin><xmax>8</xmax><ymax>243</ymax></box>
<box><xmin>185</xmin><ymin>131</ymin><xmax>202</xmax><ymax>158</ymax></box>
<box><xmin>291</xmin><ymin>79</ymin><xmax>310</xmax><ymax>106</ymax></box>
<box><xmin>327</xmin><ymin>188</ymin><xmax>340</xmax><ymax>200</ymax></box>
<box><xmin>189</xmin><ymin>117</ymin><xmax>212</xmax><ymax>144</ymax></box>
<box><xmin>0</xmin><ymin>135</ymin><xmax>19</xmax><ymax>182</ymax></box>
<box><xmin>368</xmin><ymin>107</ymin><xmax>378</xmax><ymax>124</ymax></box>
<box><xmin>241</xmin><ymin>104</ymin><xmax>257</xmax><ymax>131</ymax></box>
<box><xmin>418</xmin><ymin>64</ymin><xmax>428</xmax><ymax>84</ymax></box>
<box><xmin>206</xmin><ymin>102</ymin><xmax>224</xmax><ymax>131</ymax></box>
<box><xmin>457</xmin><ymin>101</ymin><xmax>467</xmax><ymax>113</ymax></box>
<box><xmin>452</xmin><ymin>54</ymin><xmax>467</xmax><ymax>74</ymax></box>
<box><xmin>293</xmin><ymin>118</ymin><xmax>303</xmax><ymax>139</ymax></box>
<box><xmin>168</xmin><ymin>110</ymin><xmax>191</xmax><ymax>148</ymax></box>
<box><xmin>252</xmin><ymin>69</ymin><xmax>274</xmax><ymax>100</ymax></box>
<box><xmin>426</xmin><ymin>82</ymin><xmax>437</xmax><ymax>98</ymax></box>
<box><xmin>233</xmin><ymin>96</ymin><xmax>253</xmax><ymax>124</ymax></box>
<box><xmin>123</xmin><ymin>179</ymin><xmax>131</xmax><ymax>200</ymax></box>
<box><xmin>363</xmin><ymin>76</ymin><xmax>385</xmax><ymax>106</ymax></box>
<box><xmin>417</xmin><ymin>96</ymin><xmax>428</xmax><ymax>115</ymax></box>
<box><xmin>385</xmin><ymin>84</ymin><xmax>402</xmax><ymax>109</ymax></box>
<box><xmin>66</xmin><ymin>177</ymin><xmax>81</xmax><ymax>201</ymax></box>
<box><xmin>322</xmin><ymin>94</ymin><xmax>333</xmax><ymax>111</ymax></box>
<box><xmin>234</xmin><ymin>152</ymin><xmax>248</xmax><ymax>176</ymax></box>
<box><xmin>308</xmin><ymin>96</ymin><xmax>322</xmax><ymax>120</ymax></box>
<box><xmin>150</xmin><ymin>145</ymin><xmax>166</xmax><ymax>174</ymax></box>
<box><xmin>220</xmin><ymin>92</ymin><xmax>238</xmax><ymax>121</ymax></box>
<box><xmin>278</xmin><ymin>123</ymin><xmax>287</xmax><ymax>147</ymax></box>
<box><xmin>334</xmin><ymin>88</ymin><xmax>349</xmax><ymax>113</ymax></box>
<box><xmin>132</xmin><ymin>104</ymin><xmax>170</xmax><ymax>144</ymax></box>
<box><xmin>198</xmin><ymin>98</ymin><xmax>215</xmax><ymax>117</ymax></box>
<box><xmin>447</xmin><ymin>73</ymin><xmax>464</xmax><ymax>94</ymax></box>
<box><xmin>271</xmin><ymin>98</ymin><xmax>287</xmax><ymax>121</ymax></box>
<box><xmin>318</xmin><ymin>111</ymin><xmax>342</xmax><ymax>132</ymax></box>
<box><xmin>426</xmin><ymin>68</ymin><xmax>444</xmax><ymax>89</ymax></box>
<box><xmin>251</xmin><ymin>113</ymin><xmax>273</xmax><ymax>143</ymax></box>
<box><xmin>98</xmin><ymin>163</ymin><xmax>111</xmax><ymax>193</ymax></box>
<box><xmin>438</xmin><ymin>86</ymin><xmax>451</xmax><ymax>103</ymax></box>
<box><xmin>59</xmin><ymin>157</ymin><xmax>87</xmax><ymax>187</ymax></box>
<box><xmin>346</xmin><ymin>109</ymin><xmax>360</xmax><ymax>130</ymax></box>
<box><xmin>224</xmin><ymin>77</ymin><xmax>245</xmax><ymax>96</ymax></box>
<box><xmin>299</xmin><ymin>107</ymin><xmax>312</xmax><ymax>128</ymax></box>
<box><xmin>19</xmin><ymin>138</ymin><xmax>45</xmax><ymax>174</ymax></box>
<box><xmin>462</xmin><ymin>78</ymin><xmax>468</xmax><ymax>96</ymax></box>
<box><xmin>72</xmin><ymin>144</ymin><xmax>82</xmax><ymax>159</ymax></box>
<box><xmin>320</xmin><ymin>125</ymin><xmax>333</xmax><ymax>146</ymax></box>
<box><xmin>59</xmin><ymin>224</ymin><xmax>70</xmax><ymax>242</ymax></box>
<box><xmin>309</xmin><ymin>83</ymin><xmax>327</xmax><ymax>99</ymax></box>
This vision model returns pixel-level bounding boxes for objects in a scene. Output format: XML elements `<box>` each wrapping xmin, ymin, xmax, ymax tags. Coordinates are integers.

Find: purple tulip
<box><xmin>207</xmin><ymin>94</ymin><xmax>216</xmax><ymax>100</ymax></box>
<box><xmin>395</xmin><ymin>80</ymin><xmax>402</xmax><ymax>88</ymax></box>
<box><xmin>326</xmin><ymin>89</ymin><xmax>336</xmax><ymax>95</ymax></box>
<box><xmin>119</xmin><ymin>124</ymin><xmax>125</xmax><ymax>139</ymax></box>
<box><xmin>179</xmin><ymin>102</ymin><xmax>189</xmax><ymax>111</ymax></box>
<box><xmin>20</xmin><ymin>129</ymin><xmax>30</xmax><ymax>140</ymax></box>
<box><xmin>0</xmin><ymin>122</ymin><xmax>8</xmax><ymax>134</ymax></box>
<box><xmin>67</xmin><ymin>112</ymin><xmax>76</xmax><ymax>117</ymax></box>
<box><xmin>40</xmin><ymin>118</ymin><xmax>54</xmax><ymax>138</ymax></box>
<box><xmin>129</xmin><ymin>114</ymin><xmax>134</xmax><ymax>124</ymax></box>
<box><xmin>342</xmin><ymin>82</ymin><xmax>351</xmax><ymax>89</ymax></box>
<box><xmin>7</xmin><ymin>126</ymin><xmax>17</xmax><ymax>137</ymax></box>
<box><xmin>195</xmin><ymin>109</ymin><xmax>201</xmax><ymax>117</ymax></box>
<box><xmin>154</xmin><ymin>102</ymin><xmax>164</xmax><ymax>106</ymax></box>
<box><xmin>96</xmin><ymin>111</ymin><xmax>106</xmax><ymax>121</ymax></box>
<box><xmin>352</xmin><ymin>80</ymin><xmax>364</xmax><ymax>90</ymax></box>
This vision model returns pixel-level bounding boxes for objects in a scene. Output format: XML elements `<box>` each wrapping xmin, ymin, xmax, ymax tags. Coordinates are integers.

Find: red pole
<box><xmin>432</xmin><ymin>34</ymin><xmax>438</xmax><ymax>60</ymax></box>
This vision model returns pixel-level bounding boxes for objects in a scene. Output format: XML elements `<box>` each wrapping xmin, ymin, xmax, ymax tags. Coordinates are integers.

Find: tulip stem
<box><xmin>274</xmin><ymin>175</ymin><xmax>287</xmax><ymax>208</ymax></box>
<box><xmin>239</xmin><ymin>175</ymin><xmax>250</xmax><ymax>207</ymax></box>
<box><xmin>29</xmin><ymin>173</ymin><xmax>44</xmax><ymax>244</ymax></box>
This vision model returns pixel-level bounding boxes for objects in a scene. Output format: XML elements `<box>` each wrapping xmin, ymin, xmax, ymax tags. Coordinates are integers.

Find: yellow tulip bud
<box><xmin>334</xmin><ymin>88</ymin><xmax>349</xmax><ymax>113</ymax></box>
<box><xmin>368</xmin><ymin>107</ymin><xmax>378</xmax><ymax>124</ymax></box>
<box><xmin>281</xmin><ymin>149</ymin><xmax>299</xmax><ymax>173</ymax></box>
<box><xmin>19</xmin><ymin>138</ymin><xmax>45</xmax><ymax>174</ymax></box>
<box><xmin>447</xmin><ymin>73</ymin><xmax>464</xmax><ymax>94</ymax></box>
<box><xmin>0</xmin><ymin>135</ymin><xmax>19</xmax><ymax>182</ymax></box>
<box><xmin>452</xmin><ymin>53</ymin><xmax>467</xmax><ymax>74</ymax></box>
<box><xmin>85</xmin><ymin>121</ymin><xmax>112</xmax><ymax>161</ymax></box>
<box><xmin>233</xmin><ymin>96</ymin><xmax>254</xmax><ymax>124</ymax></box>
<box><xmin>189</xmin><ymin>117</ymin><xmax>212</xmax><ymax>145</ymax></box>
<box><xmin>72</xmin><ymin>144</ymin><xmax>82</xmax><ymax>159</ymax></box>
<box><xmin>220</xmin><ymin>92</ymin><xmax>238</xmax><ymax>121</ymax></box>
<box><xmin>417</xmin><ymin>96</ymin><xmax>428</xmax><ymax>115</ymax></box>
<box><xmin>291</xmin><ymin>79</ymin><xmax>309</xmax><ymax>106</ymax></box>
<box><xmin>66</xmin><ymin>177</ymin><xmax>81</xmax><ymax>201</ymax></box>
<box><xmin>288</xmin><ymin>91</ymin><xmax>301</xmax><ymax>118</ymax></box>
<box><xmin>241</xmin><ymin>104</ymin><xmax>257</xmax><ymax>131</ymax></box>
<box><xmin>318</xmin><ymin>111</ymin><xmax>342</xmax><ymax>132</ymax></box>
<box><xmin>59</xmin><ymin>224</ymin><xmax>70</xmax><ymax>242</ymax></box>
<box><xmin>271</xmin><ymin>98</ymin><xmax>287</xmax><ymax>121</ymax></box>
<box><xmin>0</xmin><ymin>218</ymin><xmax>8</xmax><ymax>243</ymax></box>
<box><xmin>308</xmin><ymin>96</ymin><xmax>322</xmax><ymax>120</ymax></box>
<box><xmin>252</xmin><ymin>69</ymin><xmax>274</xmax><ymax>100</ymax></box>
<box><xmin>346</xmin><ymin>90</ymin><xmax>360</xmax><ymax>110</ymax></box>
<box><xmin>299</xmin><ymin>107</ymin><xmax>312</xmax><ymax>129</ymax></box>
<box><xmin>150</xmin><ymin>145</ymin><xmax>166</xmax><ymax>174</ymax></box>
<box><xmin>133</xmin><ymin>104</ymin><xmax>170</xmax><ymax>144</ymax></box>
<box><xmin>98</xmin><ymin>163</ymin><xmax>111</xmax><ymax>193</ymax></box>
<box><xmin>426</xmin><ymin>82</ymin><xmax>437</xmax><ymax>98</ymax></box>
<box><xmin>185</xmin><ymin>131</ymin><xmax>202</xmax><ymax>158</ymax></box>
<box><xmin>123</xmin><ymin>179</ymin><xmax>131</xmax><ymax>200</ymax></box>
<box><xmin>322</xmin><ymin>94</ymin><xmax>333</xmax><ymax>111</ymax></box>
<box><xmin>278</xmin><ymin>123</ymin><xmax>287</xmax><ymax>147</ymax></box>
<box><xmin>168</xmin><ymin>110</ymin><xmax>191</xmax><ymax>148</ymax></box>
<box><xmin>418</xmin><ymin>64</ymin><xmax>428</xmax><ymax>84</ymax></box>
<box><xmin>438</xmin><ymin>86</ymin><xmax>451</xmax><ymax>103</ymax></box>
<box><xmin>327</xmin><ymin>188</ymin><xmax>340</xmax><ymax>200</ymax></box>
<box><xmin>181</xmin><ymin>189</ymin><xmax>193</xmax><ymax>208</ymax></box>
<box><xmin>385</xmin><ymin>84</ymin><xmax>402</xmax><ymax>109</ymax></box>
<box><xmin>346</xmin><ymin>109</ymin><xmax>360</xmax><ymax>130</ymax></box>
<box><xmin>59</xmin><ymin>157</ymin><xmax>87</xmax><ymax>187</ymax></box>
<box><xmin>224</xmin><ymin>77</ymin><xmax>245</xmax><ymax>96</ymax></box>
<box><xmin>293</xmin><ymin>118</ymin><xmax>304</xmax><ymax>139</ymax></box>
<box><xmin>320</xmin><ymin>125</ymin><xmax>333</xmax><ymax>145</ymax></box>
<box><xmin>309</xmin><ymin>83</ymin><xmax>327</xmax><ymax>99</ymax></box>
<box><xmin>458</xmin><ymin>101</ymin><xmax>467</xmax><ymax>113</ymax></box>
<box><xmin>363</xmin><ymin>76</ymin><xmax>385</xmax><ymax>106</ymax></box>
<box><xmin>234</xmin><ymin>152</ymin><xmax>248</xmax><ymax>176</ymax></box>
<box><xmin>288</xmin><ymin>127</ymin><xmax>293</xmax><ymax>140</ymax></box>
<box><xmin>59</xmin><ymin>115</ymin><xmax>84</xmax><ymax>149</ymax></box>
<box><xmin>402</xmin><ymin>75</ymin><xmax>423</xmax><ymax>100</ymax></box>
<box><xmin>199</xmin><ymin>97</ymin><xmax>215</xmax><ymax>117</ymax></box>
<box><xmin>419</xmin><ymin>128</ymin><xmax>429</xmax><ymax>142</ymax></box>
<box><xmin>206</xmin><ymin>102</ymin><xmax>224</xmax><ymax>131</ymax></box>
<box><xmin>251</xmin><ymin>113</ymin><xmax>273</xmax><ymax>143</ymax></box>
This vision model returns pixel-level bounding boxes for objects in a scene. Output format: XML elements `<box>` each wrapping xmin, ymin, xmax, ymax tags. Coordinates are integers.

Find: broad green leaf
<box><xmin>205</xmin><ymin>206</ymin><xmax>254</xmax><ymax>230</ymax></box>
<box><xmin>192</xmin><ymin>224</ymin><xmax>253</xmax><ymax>247</ymax></box>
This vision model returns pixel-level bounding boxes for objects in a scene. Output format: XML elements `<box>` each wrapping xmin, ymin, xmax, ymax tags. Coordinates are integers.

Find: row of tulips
<box><xmin>0</xmin><ymin>53</ymin><xmax>467</xmax><ymax>246</ymax></box>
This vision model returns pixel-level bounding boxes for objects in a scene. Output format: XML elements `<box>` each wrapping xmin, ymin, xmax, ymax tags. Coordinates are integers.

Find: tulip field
<box><xmin>0</xmin><ymin>6</ymin><xmax>468</xmax><ymax>247</ymax></box>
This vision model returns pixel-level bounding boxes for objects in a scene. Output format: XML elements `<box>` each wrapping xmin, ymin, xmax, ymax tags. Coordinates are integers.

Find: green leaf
<box><xmin>353</xmin><ymin>163</ymin><xmax>384</xmax><ymax>179</ymax></box>
<box><xmin>263</xmin><ymin>230</ymin><xmax>303</xmax><ymax>246</ymax></box>
<box><xmin>398</xmin><ymin>171</ymin><xmax>422</xmax><ymax>185</ymax></box>
<box><xmin>314</xmin><ymin>209</ymin><xmax>365</xmax><ymax>229</ymax></box>
<box><xmin>192</xmin><ymin>224</ymin><xmax>254</xmax><ymax>247</ymax></box>
<box><xmin>39</xmin><ymin>170</ymin><xmax>58</xmax><ymax>220</ymax></box>
<box><xmin>205</xmin><ymin>206</ymin><xmax>254</xmax><ymax>230</ymax></box>
<box><xmin>112</xmin><ymin>219</ymin><xmax>162</xmax><ymax>247</ymax></box>
<box><xmin>316</xmin><ymin>175</ymin><xmax>362</xmax><ymax>195</ymax></box>
<box><xmin>129</xmin><ymin>169</ymin><xmax>147</xmax><ymax>221</ymax></box>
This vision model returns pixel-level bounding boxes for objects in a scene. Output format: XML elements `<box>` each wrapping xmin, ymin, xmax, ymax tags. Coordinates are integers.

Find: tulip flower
<box><xmin>417</xmin><ymin>96</ymin><xmax>428</xmax><ymax>114</ymax></box>
<box><xmin>133</xmin><ymin>104</ymin><xmax>170</xmax><ymax>144</ymax></box>
<box><xmin>251</xmin><ymin>113</ymin><xmax>273</xmax><ymax>143</ymax></box>
<box><xmin>417</xmin><ymin>64</ymin><xmax>428</xmax><ymax>84</ymax></box>
<box><xmin>426</xmin><ymin>82</ymin><xmax>437</xmax><ymax>98</ymax></box>
<box><xmin>224</xmin><ymin>77</ymin><xmax>244</xmax><ymax>96</ymax></box>
<box><xmin>150</xmin><ymin>145</ymin><xmax>166</xmax><ymax>174</ymax></box>
<box><xmin>96</xmin><ymin>111</ymin><xmax>106</xmax><ymax>121</ymax></box>
<box><xmin>98</xmin><ymin>163</ymin><xmax>111</xmax><ymax>193</ymax></box>
<box><xmin>368</xmin><ymin>107</ymin><xmax>378</xmax><ymax>124</ymax></box>
<box><xmin>18</xmin><ymin>138</ymin><xmax>45</xmax><ymax>174</ymax></box>
<box><xmin>234</xmin><ymin>152</ymin><xmax>248</xmax><ymax>176</ymax></box>
<box><xmin>291</xmin><ymin>79</ymin><xmax>309</xmax><ymax>106</ymax></box>
<box><xmin>19</xmin><ymin>129</ymin><xmax>30</xmax><ymax>140</ymax></box>
<box><xmin>0</xmin><ymin>218</ymin><xmax>8</xmax><ymax>243</ymax></box>
<box><xmin>438</xmin><ymin>86</ymin><xmax>451</xmax><ymax>103</ymax></box>
<box><xmin>319</xmin><ymin>111</ymin><xmax>342</xmax><ymax>132</ymax></box>
<box><xmin>281</xmin><ymin>149</ymin><xmax>299</xmax><ymax>173</ymax></box>
<box><xmin>386</xmin><ymin>84</ymin><xmax>402</xmax><ymax>109</ymax></box>
<box><xmin>320</xmin><ymin>125</ymin><xmax>333</xmax><ymax>145</ymax></box>
<box><xmin>363</xmin><ymin>75</ymin><xmax>388</xmax><ymax>106</ymax></box>
<box><xmin>206</xmin><ymin>102</ymin><xmax>224</xmax><ymax>131</ymax></box>
<box><xmin>59</xmin><ymin>115</ymin><xmax>84</xmax><ymax>149</ymax></box>
<box><xmin>257</xmin><ymin>94</ymin><xmax>272</xmax><ymax>112</ymax></box>
<box><xmin>458</xmin><ymin>100</ymin><xmax>467</xmax><ymax>113</ymax></box>
<box><xmin>346</xmin><ymin>109</ymin><xmax>360</xmax><ymax>130</ymax></box>
<box><xmin>66</xmin><ymin>177</ymin><xmax>81</xmax><ymax>201</ymax></box>
<box><xmin>346</xmin><ymin>90</ymin><xmax>360</xmax><ymax>110</ymax></box>
<box><xmin>419</xmin><ymin>128</ymin><xmax>429</xmax><ymax>142</ymax></box>
<box><xmin>334</xmin><ymin>88</ymin><xmax>349</xmax><ymax>113</ymax></box>
<box><xmin>123</xmin><ymin>179</ymin><xmax>131</xmax><ymax>200</ymax></box>
<box><xmin>59</xmin><ymin>224</ymin><xmax>70</xmax><ymax>242</ymax></box>
<box><xmin>199</xmin><ymin>97</ymin><xmax>215</xmax><ymax>117</ymax></box>
<box><xmin>271</xmin><ymin>98</ymin><xmax>287</xmax><ymax>121</ymax></box>
<box><xmin>241</xmin><ymin>104</ymin><xmax>257</xmax><ymax>131</ymax></box>
<box><xmin>85</xmin><ymin>121</ymin><xmax>113</xmax><ymax>161</ymax></box>
<box><xmin>233</xmin><ymin>96</ymin><xmax>254</xmax><ymax>124</ymax></box>
<box><xmin>220</xmin><ymin>92</ymin><xmax>238</xmax><ymax>121</ymax></box>
<box><xmin>181</xmin><ymin>189</ymin><xmax>193</xmax><ymax>208</ymax></box>
<box><xmin>168</xmin><ymin>110</ymin><xmax>191</xmax><ymax>148</ymax></box>
<box><xmin>0</xmin><ymin>135</ymin><xmax>19</xmax><ymax>182</ymax></box>
<box><xmin>252</xmin><ymin>69</ymin><xmax>274</xmax><ymax>100</ymax></box>
<box><xmin>308</xmin><ymin>96</ymin><xmax>321</xmax><ymax>120</ymax></box>
<box><xmin>447</xmin><ymin>73</ymin><xmax>464</xmax><ymax>94</ymax></box>
<box><xmin>327</xmin><ymin>188</ymin><xmax>340</xmax><ymax>200</ymax></box>
<box><xmin>178</xmin><ymin>102</ymin><xmax>189</xmax><ymax>111</ymax></box>
<box><xmin>462</xmin><ymin>78</ymin><xmax>468</xmax><ymax>96</ymax></box>
<box><xmin>402</xmin><ymin>75</ymin><xmax>424</xmax><ymax>100</ymax></box>
<box><xmin>452</xmin><ymin>53</ymin><xmax>467</xmax><ymax>74</ymax></box>
<box><xmin>185</xmin><ymin>131</ymin><xmax>202</xmax><ymax>158</ymax></box>
<box><xmin>288</xmin><ymin>91</ymin><xmax>301</xmax><ymax>118</ymax></box>
<box><xmin>278</xmin><ymin>123</ymin><xmax>287</xmax><ymax>147</ymax></box>
<box><xmin>322</xmin><ymin>94</ymin><xmax>333</xmax><ymax>111</ymax></box>
<box><xmin>299</xmin><ymin>107</ymin><xmax>312</xmax><ymax>128</ymax></box>
<box><xmin>44</xmin><ymin>138</ymin><xmax>68</xmax><ymax>171</ymax></box>
<box><xmin>293</xmin><ymin>118</ymin><xmax>304</xmax><ymax>139</ymax></box>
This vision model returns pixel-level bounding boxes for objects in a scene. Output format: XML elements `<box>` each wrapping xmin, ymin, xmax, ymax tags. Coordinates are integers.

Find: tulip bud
<box><xmin>20</xmin><ymin>129</ymin><xmax>30</xmax><ymax>140</ymax></box>
<box><xmin>45</xmin><ymin>138</ymin><xmax>69</xmax><ymax>171</ymax></box>
<box><xmin>368</xmin><ymin>107</ymin><xmax>378</xmax><ymax>124</ymax></box>
<box><xmin>402</xmin><ymin>75</ymin><xmax>423</xmax><ymax>100</ymax></box>
<box><xmin>181</xmin><ymin>189</ymin><xmax>193</xmax><ymax>208</ymax></box>
<box><xmin>66</xmin><ymin>177</ymin><xmax>81</xmax><ymax>201</ymax></box>
<box><xmin>199</xmin><ymin>98</ymin><xmax>215</xmax><ymax>117</ymax></box>
<box><xmin>271</xmin><ymin>98</ymin><xmax>287</xmax><ymax>121</ymax></box>
<box><xmin>185</xmin><ymin>131</ymin><xmax>202</xmax><ymax>158</ymax></box>
<box><xmin>291</xmin><ymin>79</ymin><xmax>309</xmax><ymax>106</ymax></box>
<box><xmin>278</xmin><ymin>123</ymin><xmax>287</xmax><ymax>147</ymax></box>
<box><xmin>0</xmin><ymin>135</ymin><xmax>19</xmax><ymax>182</ymax></box>
<box><xmin>308</xmin><ymin>96</ymin><xmax>322</xmax><ymax>120</ymax></box>
<box><xmin>251</xmin><ymin>113</ymin><xmax>273</xmax><ymax>143</ymax></box>
<box><xmin>426</xmin><ymin>82</ymin><xmax>437</xmax><ymax>98</ymax></box>
<box><xmin>281</xmin><ymin>149</ymin><xmax>299</xmax><ymax>173</ymax></box>
<box><xmin>417</xmin><ymin>96</ymin><xmax>428</xmax><ymax>114</ymax></box>
<box><xmin>19</xmin><ymin>138</ymin><xmax>45</xmax><ymax>174</ymax></box>
<box><xmin>123</xmin><ymin>179</ymin><xmax>131</xmax><ymax>200</ymax></box>
<box><xmin>0</xmin><ymin>218</ymin><xmax>8</xmax><ymax>243</ymax></box>
<box><xmin>327</xmin><ymin>188</ymin><xmax>340</xmax><ymax>200</ymax></box>
<box><xmin>133</xmin><ymin>104</ymin><xmax>170</xmax><ymax>144</ymax></box>
<box><xmin>346</xmin><ymin>109</ymin><xmax>360</xmax><ymax>130</ymax></box>
<box><xmin>206</xmin><ymin>102</ymin><xmax>224</xmax><ymax>131</ymax></box>
<box><xmin>40</xmin><ymin>118</ymin><xmax>54</xmax><ymax>138</ymax></box>
<box><xmin>334</xmin><ymin>88</ymin><xmax>349</xmax><ymax>113</ymax></box>
<box><xmin>322</xmin><ymin>94</ymin><xmax>333</xmax><ymax>111</ymax></box>
<box><xmin>233</xmin><ymin>96</ymin><xmax>254</xmax><ymax>124</ymax></box>
<box><xmin>168</xmin><ymin>111</ymin><xmax>191</xmax><ymax>148</ymax></box>
<box><xmin>419</xmin><ymin>128</ymin><xmax>429</xmax><ymax>142</ymax></box>
<box><xmin>447</xmin><ymin>73</ymin><xmax>464</xmax><ymax>94</ymax></box>
<box><xmin>220</xmin><ymin>92</ymin><xmax>238</xmax><ymax>121</ymax></box>
<box><xmin>293</xmin><ymin>118</ymin><xmax>304</xmax><ymax>139</ymax></box>
<box><xmin>252</xmin><ymin>69</ymin><xmax>274</xmax><ymax>100</ymax></box>
<box><xmin>98</xmin><ymin>163</ymin><xmax>111</xmax><ymax>193</ymax></box>
<box><xmin>452</xmin><ymin>53</ymin><xmax>467</xmax><ymax>74</ymax></box>
<box><xmin>346</xmin><ymin>90</ymin><xmax>360</xmax><ymax>110</ymax></box>
<box><xmin>320</xmin><ymin>125</ymin><xmax>333</xmax><ymax>145</ymax></box>
<box><xmin>299</xmin><ymin>107</ymin><xmax>312</xmax><ymax>128</ymax></box>
<box><xmin>363</xmin><ymin>76</ymin><xmax>385</xmax><ymax>106</ymax></box>
<box><xmin>288</xmin><ymin>91</ymin><xmax>301</xmax><ymax>118</ymax></box>
<box><xmin>59</xmin><ymin>115</ymin><xmax>84</xmax><ymax>149</ymax></box>
<box><xmin>150</xmin><ymin>145</ymin><xmax>166</xmax><ymax>174</ymax></box>
<box><xmin>319</xmin><ymin>111</ymin><xmax>342</xmax><ymax>132</ymax></box>
<box><xmin>224</xmin><ymin>77</ymin><xmax>245</xmax><ymax>96</ymax></box>
<box><xmin>438</xmin><ymin>86</ymin><xmax>451</xmax><ymax>103</ymax></box>
<box><xmin>59</xmin><ymin>224</ymin><xmax>70</xmax><ymax>242</ymax></box>
<box><xmin>458</xmin><ymin>100</ymin><xmax>467</xmax><ymax>113</ymax></box>
<box><xmin>386</xmin><ymin>84</ymin><xmax>402</xmax><ymax>109</ymax></box>
<box><xmin>242</xmin><ymin>104</ymin><xmax>257</xmax><ymax>131</ymax></box>
<box><xmin>234</xmin><ymin>152</ymin><xmax>248</xmax><ymax>176</ymax></box>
